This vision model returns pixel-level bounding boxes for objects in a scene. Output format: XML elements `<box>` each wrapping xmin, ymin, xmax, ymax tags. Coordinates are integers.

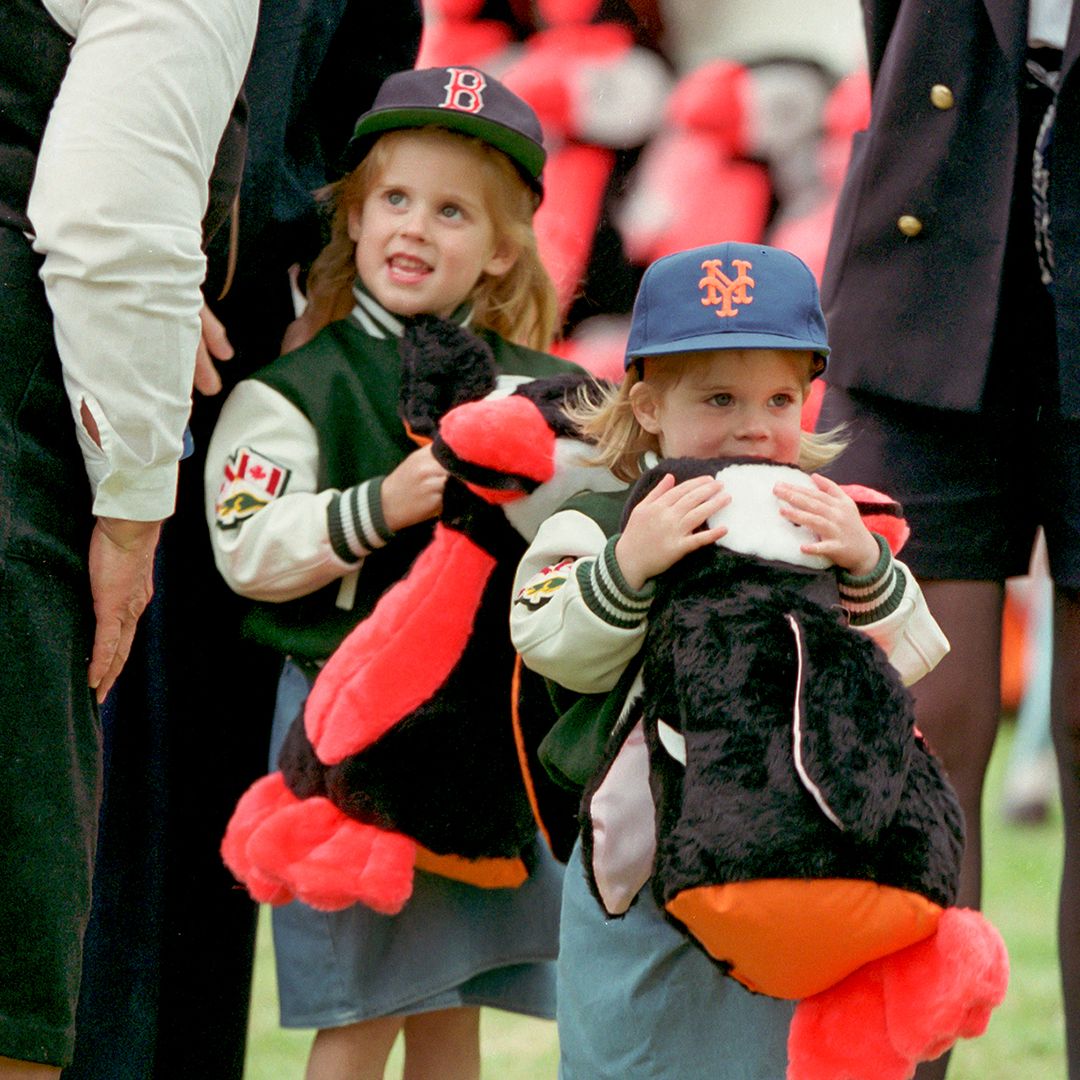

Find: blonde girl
<box><xmin>206</xmin><ymin>67</ymin><xmax>577</xmax><ymax>1080</ymax></box>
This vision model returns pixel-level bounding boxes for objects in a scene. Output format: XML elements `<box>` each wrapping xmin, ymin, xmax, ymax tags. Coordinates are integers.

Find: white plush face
<box><xmin>707</xmin><ymin>463</ymin><xmax>832</xmax><ymax>569</ymax></box>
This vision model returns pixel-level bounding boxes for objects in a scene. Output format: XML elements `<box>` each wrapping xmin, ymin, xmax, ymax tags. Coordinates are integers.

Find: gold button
<box><xmin>897</xmin><ymin>215</ymin><xmax>923</xmax><ymax>237</ymax></box>
<box><xmin>930</xmin><ymin>84</ymin><xmax>954</xmax><ymax>109</ymax></box>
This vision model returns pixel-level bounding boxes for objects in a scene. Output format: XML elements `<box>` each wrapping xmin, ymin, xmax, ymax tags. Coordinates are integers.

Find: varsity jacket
<box><xmin>205</xmin><ymin>285</ymin><xmax>576</xmax><ymax>662</ymax></box>
<box><xmin>510</xmin><ymin>485</ymin><xmax>950</xmax><ymax>791</ymax></box>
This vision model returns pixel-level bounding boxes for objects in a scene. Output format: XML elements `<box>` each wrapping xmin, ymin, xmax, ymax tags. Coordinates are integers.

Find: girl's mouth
<box><xmin>387</xmin><ymin>254</ymin><xmax>431</xmax><ymax>282</ymax></box>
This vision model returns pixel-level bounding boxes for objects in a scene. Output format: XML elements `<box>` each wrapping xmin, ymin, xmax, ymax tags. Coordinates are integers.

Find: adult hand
<box><xmin>614</xmin><ymin>473</ymin><xmax>729</xmax><ymax>591</ymax></box>
<box><xmin>87</xmin><ymin>517</ymin><xmax>162</xmax><ymax>703</ymax></box>
<box><xmin>193</xmin><ymin>303</ymin><xmax>234</xmax><ymax>396</ymax></box>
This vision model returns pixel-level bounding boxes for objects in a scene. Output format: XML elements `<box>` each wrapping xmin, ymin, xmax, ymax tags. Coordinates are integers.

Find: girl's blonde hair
<box><xmin>568</xmin><ymin>359</ymin><xmax>848</xmax><ymax>482</ymax></box>
<box><xmin>302</xmin><ymin>126</ymin><xmax>559</xmax><ymax>350</ymax></box>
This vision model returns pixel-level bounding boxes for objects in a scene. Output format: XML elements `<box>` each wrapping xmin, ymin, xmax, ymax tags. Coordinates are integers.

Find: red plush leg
<box><xmin>787</xmin><ymin>908</ymin><xmax>1009</xmax><ymax>1080</ymax></box>
<box><xmin>788</xmin><ymin>964</ymin><xmax>914</xmax><ymax>1080</ymax></box>
<box><xmin>220</xmin><ymin>772</ymin><xmax>298</xmax><ymax>905</ymax></box>
<box><xmin>245</xmin><ymin>795</ymin><xmax>417</xmax><ymax>915</ymax></box>
<box><xmin>881</xmin><ymin>907</ymin><xmax>1009</xmax><ymax>1062</ymax></box>
<box><xmin>304</xmin><ymin>526</ymin><xmax>496</xmax><ymax>765</ymax></box>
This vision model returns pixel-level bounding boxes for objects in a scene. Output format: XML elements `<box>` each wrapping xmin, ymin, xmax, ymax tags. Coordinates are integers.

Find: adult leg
<box><xmin>911</xmin><ymin>579</ymin><xmax>1005</xmax><ymax>1080</ymax></box>
<box><xmin>402</xmin><ymin>1008</ymin><xmax>481</xmax><ymax>1080</ymax></box>
<box><xmin>908</xmin><ymin>579</ymin><xmax>1006</xmax><ymax>908</ymax></box>
<box><xmin>305</xmin><ymin>1016</ymin><xmax>404</xmax><ymax>1080</ymax></box>
<box><xmin>0</xmin><ymin>229</ymin><xmax>98</xmax><ymax>1072</ymax></box>
<box><xmin>1051</xmin><ymin>586</ymin><xmax>1080</xmax><ymax>1079</ymax></box>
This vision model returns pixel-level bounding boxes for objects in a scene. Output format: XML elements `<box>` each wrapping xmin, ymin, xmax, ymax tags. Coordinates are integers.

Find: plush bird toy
<box><xmin>221</xmin><ymin>323</ymin><xmax>621</xmax><ymax>914</ymax></box>
<box><xmin>578</xmin><ymin>455</ymin><xmax>1008</xmax><ymax>1080</ymax></box>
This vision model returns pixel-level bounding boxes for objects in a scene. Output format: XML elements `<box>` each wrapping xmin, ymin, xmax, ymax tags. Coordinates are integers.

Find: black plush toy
<box><xmin>579</xmin><ymin>456</ymin><xmax>1008</xmax><ymax>1080</ymax></box>
<box><xmin>222</xmin><ymin>325</ymin><xmax>616</xmax><ymax>913</ymax></box>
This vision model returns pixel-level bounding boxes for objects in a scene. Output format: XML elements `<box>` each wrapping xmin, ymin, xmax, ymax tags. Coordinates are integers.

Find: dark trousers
<box><xmin>0</xmin><ymin>226</ymin><xmax>98</xmax><ymax>1067</ymax></box>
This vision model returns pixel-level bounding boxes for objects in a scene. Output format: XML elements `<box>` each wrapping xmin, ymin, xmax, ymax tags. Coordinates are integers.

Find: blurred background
<box><xmin>244</xmin><ymin>1</ymin><xmax>1066</xmax><ymax>1075</ymax></box>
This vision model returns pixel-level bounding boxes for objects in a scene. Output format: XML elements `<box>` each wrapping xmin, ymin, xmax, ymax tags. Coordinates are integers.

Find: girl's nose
<box><xmin>735</xmin><ymin>414</ymin><xmax>769</xmax><ymax>440</ymax></box>
<box><xmin>397</xmin><ymin>205</ymin><xmax>428</xmax><ymax>238</ymax></box>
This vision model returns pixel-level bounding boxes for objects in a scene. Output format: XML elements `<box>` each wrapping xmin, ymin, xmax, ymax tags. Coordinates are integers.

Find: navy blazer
<box><xmin>822</xmin><ymin>0</ymin><xmax>1080</xmax><ymax>417</ymax></box>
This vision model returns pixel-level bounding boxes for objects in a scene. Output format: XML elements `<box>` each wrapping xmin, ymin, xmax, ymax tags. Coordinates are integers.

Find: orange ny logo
<box><xmin>699</xmin><ymin>259</ymin><xmax>754</xmax><ymax>318</ymax></box>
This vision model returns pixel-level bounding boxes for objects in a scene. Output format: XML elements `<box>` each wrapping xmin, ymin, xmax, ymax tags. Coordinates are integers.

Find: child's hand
<box><xmin>774</xmin><ymin>473</ymin><xmax>881</xmax><ymax>575</ymax></box>
<box><xmin>381</xmin><ymin>445</ymin><xmax>448</xmax><ymax>532</ymax></box>
<box><xmin>615</xmin><ymin>474</ymin><xmax>730</xmax><ymax>590</ymax></box>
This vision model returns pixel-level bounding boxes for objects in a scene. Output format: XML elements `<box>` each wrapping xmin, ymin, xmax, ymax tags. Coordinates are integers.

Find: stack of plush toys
<box><xmin>223</xmin><ymin>325</ymin><xmax>1008</xmax><ymax>1080</ymax></box>
<box><xmin>418</xmin><ymin>0</ymin><xmax>874</xmax><ymax>380</ymax></box>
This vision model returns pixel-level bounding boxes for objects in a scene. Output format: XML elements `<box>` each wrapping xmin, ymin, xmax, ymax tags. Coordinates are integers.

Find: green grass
<box><xmin>244</xmin><ymin>723</ymin><xmax>1066</xmax><ymax>1079</ymax></box>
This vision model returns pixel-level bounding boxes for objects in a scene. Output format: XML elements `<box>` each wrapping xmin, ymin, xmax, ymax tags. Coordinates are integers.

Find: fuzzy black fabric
<box><xmin>583</xmin><ymin>457</ymin><xmax>964</xmax><ymax>933</ymax></box>
<box><xmin>275</xmin><ymin>373</ymin><xmax>590</xmax><ymax>871</ymax></box>
<box><xmin>278</xmin><ymin>532</ymin><xmax>541</xmax><ymax>861</ymax></box>
<box><xmin>508</xmin><ymin>371</ymin><xmax>611</xmax><ymax>439</ymax></box>
<box><xmin>397</xmin><ymin>315</ymin><xmax>498</xmax><ymax>439</ymax></box>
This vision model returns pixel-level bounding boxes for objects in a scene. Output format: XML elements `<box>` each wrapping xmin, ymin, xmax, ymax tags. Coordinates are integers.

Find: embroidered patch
<box><xmin>440</xmin><ymin>67</ymin><xmax>487</xmax><ymax>114</ymax></box>
<box><xmin>215</xmin><ymin>447</ymin><xmax>290</xmax><ymax>529</ymax></box>
<box><xmin>513</xmin><ymin>557</ymin><xmax>575</xmax><ymax>611</ymax></box>
<box><xmin>699</xmin><ymin>258</ymin><xmax>754</xmax><ymax>318</ymax></box>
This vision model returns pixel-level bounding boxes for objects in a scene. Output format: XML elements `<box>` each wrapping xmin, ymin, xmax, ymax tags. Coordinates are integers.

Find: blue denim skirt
<box><xmin>557</xmin><ymin>841</ymin><xmax>794</xmax><ymax>1079</ymax></box>
<box><xmin>268</xmin><ymin>661</ymin><xmax>562</xmax><ymax>1028</ymax></box>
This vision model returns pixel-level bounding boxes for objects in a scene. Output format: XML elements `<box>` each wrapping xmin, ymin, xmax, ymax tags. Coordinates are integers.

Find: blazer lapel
<box><xmin>982</xmin><ymin>0</ymin><xmax>1029</xmax><ymax>72</ymax></box>
<box><xmin>1063</xmin><ymin>0</ymin><xmax>1080</xmax><ymax>82</ymax></box>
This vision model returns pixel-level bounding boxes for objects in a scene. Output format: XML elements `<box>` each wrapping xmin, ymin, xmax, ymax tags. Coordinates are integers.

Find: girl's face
<box><xmin>630</xmin><ymin>349</ymin><xmax>812</xmax><ymax>464</ymax></box>
<box><xmin>348</xmin><ymin>134</ymin><xmax>518</xmax><ymax>318</ymax></box>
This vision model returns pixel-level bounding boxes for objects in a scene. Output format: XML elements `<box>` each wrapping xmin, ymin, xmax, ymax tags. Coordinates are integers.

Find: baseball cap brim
<box><xmin>629</xmin><ymin>331</ymin><xmax>829</xmax><ymax>375</ymax></box>
<box><xmin>344</xmin><ymin>107</ymin><xmax>546</xmax><ymax>195</ymax></box>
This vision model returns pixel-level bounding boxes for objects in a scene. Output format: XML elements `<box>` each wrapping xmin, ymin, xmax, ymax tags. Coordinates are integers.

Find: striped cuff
<box><xmin>327</xmin><ymin>477</ymin><xmax>395</xmax><ymax>563</ymax></box>
<box><xmin>576</xmin><ymin>535</ymin><xmax>655</xmax><ymax>629</ymax></box>
<box><xmin>838</xmin><ymin>533</ymin><xmax>906</xmax><ymax>626</ymax></box>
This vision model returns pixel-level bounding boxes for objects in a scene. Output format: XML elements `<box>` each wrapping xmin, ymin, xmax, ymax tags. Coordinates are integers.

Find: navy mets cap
<box><xmin>343</xmin><ymin>66</ymin><xmax>546</xmax><ymax>198</ymax></box>
<box><xmin>625</xmin><ymin>242</ymin><xmax>829</xmax><ymax>375</ymax></box>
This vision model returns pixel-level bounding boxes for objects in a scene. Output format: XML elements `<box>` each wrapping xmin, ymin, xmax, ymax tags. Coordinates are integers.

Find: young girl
<box><xmin>205</xmin><ymin>67</ymin><xmax>574</xmax><ymax>1080</ymax></box>
<box><xmin>510</xmin><ymin>241</ymin><xmax>951</xmax><ymax>1078</ymax></box>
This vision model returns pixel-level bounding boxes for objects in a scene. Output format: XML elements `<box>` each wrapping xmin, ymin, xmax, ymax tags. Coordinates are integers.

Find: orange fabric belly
<box><xmin>414</xmin><ymin>846</ymin><xmax>528</xmax><ymax>889</ymax></box>
<box><xmin>665</xmin><ymin>878</ymin><xmax>943</xmax><ymax>999</ymax></box>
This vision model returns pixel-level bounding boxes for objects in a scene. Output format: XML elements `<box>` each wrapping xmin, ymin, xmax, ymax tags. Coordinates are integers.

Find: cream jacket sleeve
<box><xmin>28</xmin><ymin>0</ymin><xmax>257</xmax><ymax>520</ymax></box>
<box><xmin>512</xmin><ymin>514</ymin><xmax>949</xmax><ymax>696</ymax></box>
<box><xmin>511</xmin><ymin>509</ymin><xmax>655</xmax><ymax>695</ymax></box>
<box><xmin>204</xmin><ymin>379</ymin><xmax>389</xmax><ymax>603</ymax></box>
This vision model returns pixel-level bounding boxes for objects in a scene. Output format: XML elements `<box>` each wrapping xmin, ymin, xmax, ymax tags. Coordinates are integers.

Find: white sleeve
<box><xmin>29</xmin><ymin>0</ymin><xmax>257</xmax><ymax>520</ymax></box>
<box><xmin>859</xmin><ymin>562</ymin><xmax>951</xmax><ymax>687</ymax></box>
<box><xmin>511</xmin><ymin>510</ymin><xmax>653</xmax><ymax>694</ymax></box>
<box><xmin>204</xmin><ymin>380</ymin><xmax>387</xmax><ymax>603</ymax></box>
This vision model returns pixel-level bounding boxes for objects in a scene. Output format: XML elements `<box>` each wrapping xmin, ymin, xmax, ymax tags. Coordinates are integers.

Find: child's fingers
<box><xmin>808</xmin><ymin>472</ymin><xmax>844</xmax><ymax>496</ymax></box>
<box><xmin>687</xmin><ymin>523</ymin><xmax>728</xmax><ymax>550</ymax></box>
<box><xmin>638</xmin><ymin>472</ymin><xmax>677</xmax><ymax>505</ymax></box>
<box><xmin>668</xmin><ymin>475</ymin><xmax>725</xmax><ymax>511</ymax></box>
<box><xmin>774</xmin><ymin>481</ymin><xmax>833</xmax><ymax>512</ymax></box>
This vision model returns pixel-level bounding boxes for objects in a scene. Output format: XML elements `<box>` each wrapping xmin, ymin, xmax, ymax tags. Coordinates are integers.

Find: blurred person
<box><xmin>62</xmin><ymin>6</ymin><xmax>425</xmax><ymax>1080</ymax></box>
<box><xmin>818</xmin><ymin>2</ymin><xmax>1080</xmax><ymax>1076</ymax></box>
<box><xmin>0</xmin><ymin>0</ymin><xmax>254</xmax><ymax>1074</ymax></box>
<box><xmin>209</xmin><ymin>67</ymin><xmax>573</xmax><ymax>1080</ymax></box>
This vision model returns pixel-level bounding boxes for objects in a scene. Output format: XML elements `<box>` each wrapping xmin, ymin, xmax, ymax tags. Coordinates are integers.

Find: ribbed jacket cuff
<box><xmin>576</xmin><ymin>535</ymin><xmax>655</xmax><ymax>629</ymax></box>
<box><xmin>327</xmin><ymin>477</ymin><xmax>395</xmax><ymax>563</ymax></box>
<box><xmin>838</xmin><ymin>533</ymin><xmax>906</xmax><ymax>626</ymax></box>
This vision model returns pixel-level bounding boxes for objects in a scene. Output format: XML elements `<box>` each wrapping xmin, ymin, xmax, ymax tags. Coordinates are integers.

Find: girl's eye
<box><xmin>439</xmin><ymin>204</ymin><xmax>464</xmax><ymax>220</ymax></box>
<box><xmin>770</xmin><ymin>393</ymin><xmax>796</xmax><ymax>407</ymax></box>
<box><xmin>385</xmin><ymin>190</ymin><xmax>406</xmax><ymax>207</ymax></box>
<box><xmin>709</xmin><ymin>393</ymin><xmax>733</xmax><ymax>407</ymax></box>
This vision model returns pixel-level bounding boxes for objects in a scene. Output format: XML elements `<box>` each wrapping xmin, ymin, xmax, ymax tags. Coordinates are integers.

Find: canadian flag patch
<box><xmin>215</xmin><ymin>446</ymin><xmax>290</xmax><ymax>529</ymax></box>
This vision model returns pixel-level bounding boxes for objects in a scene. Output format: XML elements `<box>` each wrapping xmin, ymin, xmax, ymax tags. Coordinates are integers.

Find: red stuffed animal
<box><xmin>222</xmin><ymin>330</ymin><xmax>621</xmax><ymax>914</ymax></box>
